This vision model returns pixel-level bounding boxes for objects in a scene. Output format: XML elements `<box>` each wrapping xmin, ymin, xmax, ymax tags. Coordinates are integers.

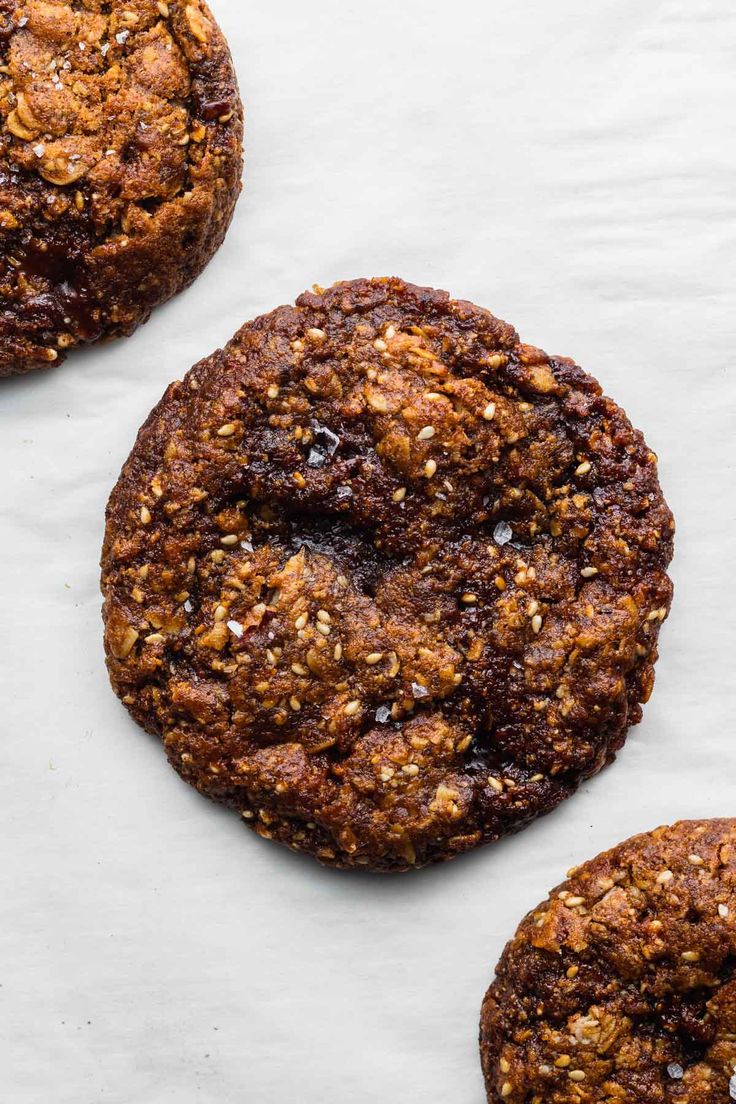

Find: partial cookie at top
<box><xmin>101</xmin><ymin>277</ymin><xmax>674</xmax><ymax>871</ymax></box>
<box><xmin>0</xmin><ymin>0</ymin><xmax>243</xmax><ymax>376</ymax></box>
<box><xmin>480</xmin><ymin>819</ymin><xmax>736</xmax><ymax>1104</ymax></box>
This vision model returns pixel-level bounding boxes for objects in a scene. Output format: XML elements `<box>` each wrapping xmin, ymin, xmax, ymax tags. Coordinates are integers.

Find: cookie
<box><xmin>0</xmin><ymin>0</ymin><xmax>242</xmax><ymax>377</ymax></box>
<box><xmin>101</xmin><ymin>277</ymin><xmax>674</xmax><ymax>871</ymax></box>
<box><xmin>480</xmin><ymin>819</ymin><xmax>736</xmax><ymax>1103</ymax></box>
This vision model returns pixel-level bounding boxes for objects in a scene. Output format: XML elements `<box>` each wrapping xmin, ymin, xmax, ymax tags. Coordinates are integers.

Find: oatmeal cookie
<box><xmin>480</xmin><ymin>819</ymin><xmax>736</xmax><ymax>1103</ymax></box>
<box><xmin>0</xmin><ymin>0</ymin><xmax>242</xmax><ymax>376</ymax></box>
<box><xmin>101</xmin><ymin>277</ymin><xmax>674</xmax><ymax>870</ymax></box>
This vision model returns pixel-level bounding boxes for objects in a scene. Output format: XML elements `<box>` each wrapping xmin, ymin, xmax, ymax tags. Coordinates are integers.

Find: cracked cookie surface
<box><xmin>101</xmin><ymin>277</ymin><xmax>674</xmax><ymax>871</ymax></box>
<box><xmin>480</xmin><ymin>819</ymin><xmax>736</xmax><ymax>1104</ymax></box>
<box><xmin>0</xmin><ymin>0</ymin><xmax>242</xmax><ymax>376</ymax></box>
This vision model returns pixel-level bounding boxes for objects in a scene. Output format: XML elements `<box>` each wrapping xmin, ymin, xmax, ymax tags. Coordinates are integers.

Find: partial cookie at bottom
<box><xmin>481</xmin><ymin>819</ymin><xmax>736</xmax><ymax>1103</ymax></box>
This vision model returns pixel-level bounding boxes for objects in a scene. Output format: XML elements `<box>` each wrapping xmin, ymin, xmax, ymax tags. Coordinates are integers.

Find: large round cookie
<box><xmin>101</xmin><ymin>277</ymin><xmax>674</xmax><ymax>871</ymax></box>
<box><xmin>0</xmin><ymin>0</ymin><xmax>242</xmax><ymax>376</ymax></box>
<box><xmin>480</xmin><ymin>820</ymin><xmax>736</xmax><ymax>1103</ymax></box>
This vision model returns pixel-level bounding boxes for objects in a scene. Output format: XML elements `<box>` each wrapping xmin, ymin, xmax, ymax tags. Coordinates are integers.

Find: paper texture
<box><xmin>2</xmin><ymin>1</ymin><xmax>735</xmax><ymax>1100</ymax></box>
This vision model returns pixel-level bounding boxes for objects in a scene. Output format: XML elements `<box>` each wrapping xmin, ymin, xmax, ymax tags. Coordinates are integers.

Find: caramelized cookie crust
<box><xmin>481</xmin><ymin>820</ymin><xmax>736</xmax><ymax>1104</ymax></box>
<box><xmin>0</xmin><ymin>0</ymin><xmax>242</xmax><ymax>375</ymax></box>
<box><xmin>101</xmin><ymin>278</ymin><xmax>674</xmax><ymax>870</ymax></box>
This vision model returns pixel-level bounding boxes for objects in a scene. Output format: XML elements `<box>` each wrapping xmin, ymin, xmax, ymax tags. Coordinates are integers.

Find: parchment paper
<box><xmin>2</xmin><ymin>1</ymin><xmax>735</xmax><ymax>1100</ymax></box>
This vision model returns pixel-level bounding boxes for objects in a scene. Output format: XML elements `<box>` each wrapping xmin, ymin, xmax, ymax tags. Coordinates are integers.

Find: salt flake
<box><xmin>493</xmin><ymin>521</ymin><xmax>513</xmax><ymax>546</ymax></box>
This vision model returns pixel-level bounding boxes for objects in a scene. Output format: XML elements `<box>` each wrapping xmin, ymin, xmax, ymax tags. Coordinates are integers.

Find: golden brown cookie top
<box><xmin>481</xmin><ymin>820</ymin><xmax>736</xmax><ymax>1103</ymax></box>
<box><xmin>0</xmin><ymin>0</ymin><xmax>242</xmax><ymax>375</ymax></box>
<box><xmin>101</xmin><ymin>277</ymin><xmax>674</xmax><ymax>870</ymax></box>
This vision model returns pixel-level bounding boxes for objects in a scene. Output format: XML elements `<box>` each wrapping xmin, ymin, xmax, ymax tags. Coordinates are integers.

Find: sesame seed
<box><xmin>307</xmin><ymin>328</ymin><xmax>326</xmax><ymax>342</ymax></box>
<box><xmin>566</xmin><ymin>966</ymin><xmax>579</xmax><ymax>979</ymax></box>
<box><xmin>291</xmin><ymin>663</ymin><xmax>308</xmax><ymax>676</ymax></box>
<box><xmin>580</xmin><ymin>566</ymin><xmax>599</xmax><ymax>578</ymax></box>
<box><xmin>527</xmin><ymin>600</ymin><xmax>539</xmax><ymax>617</ymax></box>
<box><xmin>688</xmin><ymin>854</ymin><xmax>704</xmax><ymax>866</ymax></box>
<box><xmin>565</xmin><ymin>896</ymin><xmax>585</xmax><ymax>908</ymax></box>
<box><xmin>316</xmin><ymin>622</ymin><xmax>331</xmax><ymax>637</ymax></box>
<box><xmin>461</xmin><ymin>593</ymin><xmax>477</xmax><ymax>604</ymax></box>
<box><xmin>531</xmin><ymin>614</ymin><xmax>543</xmax><ymax>634</ymax></box>
<box><xmin>373</xmin><ymin>338</ymin><xmax>387</xmax><ymax>352</ymax></box>
<box><xmin>144</xmin><ymin>633</ymin><xmax>164</xmax><ymax>645</ymax></box>
<box><xmin>483</xmin><ymin>402</ymin><xmax>496</xmax><ymax>421</ymax></box>
<box><xmin>317</xmin><ymin>609</ymin><xmax>332</xmax><ymax>624</ymax></box>
<box><xmin>656</xmin><ymin>870</ymin><xmax>674</xmax><ymax>884</ymax></box>
<box><xmin>294</xmin><ymin>613</ymin><xmax>309</xmax><ymax>631</ymax></box>
<box><xmin>402</xmin><ymin>763</ymin><xmax>419</xmax><ymax>777</ymax></box>
<box><xmin>417</xmin><ymin>426</ymin><xmax>436</xmax><ymax>441</ymax></box>
<box><xmin>289</xmin><ymin>697</ymin><xmax>302</xmax><ymax>712</ymax></box>
<box><xmin>267</xmin><ymin>384</ymin><xmax>279</xmax><ymax>399</ymax></box>
<box><xmin>568</xmin><ymin>1070</ymin><xmax>586</xmax><ymax>1082</ymax></box>
<box><xmin>140</xmin><ymin>506</ymin><xmax>151</xmax><ymax>524</ymax></box>
<box><xmin>499</xmin><ymin>1058</ymin><xmax>510</xmax><ymax>1074</ymax></box>
<box><xmin>214</xmin><ymin>604</ymin><xmax>227</xmax><ymax>622</ymax></box>
<box><xmin>487</xmin><ymin>776</ymin><xmax>504</xmax><ymax>793</ymax></box>
<box><xmin>424</xmin><ymin>459</ymin><xmax>437</xmax><ymax>478</ymax></box>
<box><xmin>217</xmin><ymin>423</ymin><xmax>237</xmax><ymax>437</ymax></box>
<box><xmin>266</xmin><ymin>649</ymin><xmax>277</xmax><ymax>666</ymax></box>
<box><xmin>384</xmin><ymin>325</ymin><xmax>396</xmax><ymax>340</ymax></box>
<box><xmin>220</xmin><ymin>534</ymin><xmax>239</xmax><ymax>547</ymax></box>
<box><xmin>554</xmin><ymin>1055</ymin><xmax>571</xmax><ymax>1068</ymax></box>
<box><xmin>333</xmin><ymin>643</ymin><xmax>343</xmax><ymax>660</ymax></box>
<box><xmin>392</xmin><ymin>487</ymin><xmax>407</xmax><ymax>503</ymax></box>
<box><xmin>500</xmin><ymin>1083</ymin><xmax>512</xmax><ymax>1098</ymax></box>
<box><xmin>366</xmin><ymin>652</ymin><xmax>383</xmax><ymax>665</ymax></box>
<box><xmin>344</xmin><ymin>700</ymin><xmax>361</xmax><ymax>716</ymax></box>
<box><xmin>575</xmin><ymin>461</ymin><xmax>591</xmax><ymax>476</ymax></box>
<box><xmin>681</xmin><ymin>950</ymin><xmax>700</xmax><ymax>962</ymax></box>
<box><xmin>157</xmin><ymin>1</ymin><xmax>169</xmax><ymax>15</ymax></box>
<box><xmin>719</xmin><ymin>904</ymin><xmax>730</xmax><ymax>918</ymax></box>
